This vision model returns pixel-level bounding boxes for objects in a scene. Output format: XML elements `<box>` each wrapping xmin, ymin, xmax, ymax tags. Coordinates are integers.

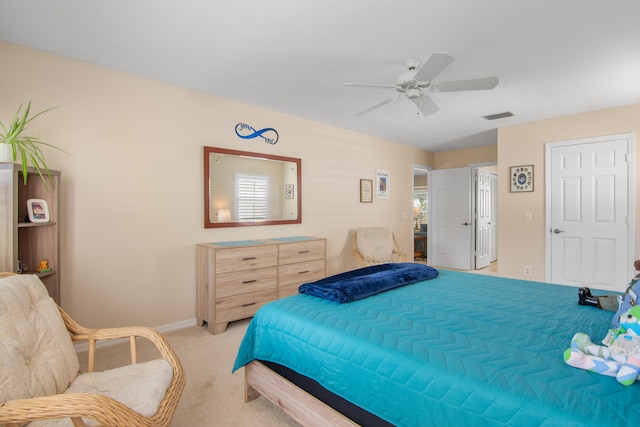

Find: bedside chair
<box><xmin>352</xmin><ymin>227</ymin><xmax>408</xmax><ymax>267</ymax></box>
<box><xmin>0</xmin><ymin>273</ymin><xmax>185</xmax><ymax>427</ymax></box>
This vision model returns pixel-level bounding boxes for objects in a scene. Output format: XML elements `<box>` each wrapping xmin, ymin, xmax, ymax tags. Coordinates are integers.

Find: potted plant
<box><xmin>0</xmin><ymin>101</ymin><xmax>67</xmax><ymax>188</ymax></box>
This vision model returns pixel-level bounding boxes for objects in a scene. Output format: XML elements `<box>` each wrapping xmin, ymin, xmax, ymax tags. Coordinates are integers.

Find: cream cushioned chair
<box><xmin>352</xmin><ymin>227</ymin><xmax>408</xmax><ymax>267</ymax></box>
<box><xmin>0</xmin><ymin>273</ymin><xmax>185</xmax><ymax>427</ymax></box>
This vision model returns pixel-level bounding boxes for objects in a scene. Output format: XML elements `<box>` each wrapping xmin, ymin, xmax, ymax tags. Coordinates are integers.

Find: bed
<box><xmin>233</xmin><ymin>267</ymin><xmax>640</xmax><ymax>426</ymax></box>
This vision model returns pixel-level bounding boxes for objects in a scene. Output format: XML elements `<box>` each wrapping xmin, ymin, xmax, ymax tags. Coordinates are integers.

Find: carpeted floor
<box><xmin>77</xmin><ymin>319</ymin><xmax>299</xmax><ymax>426</ymax></box>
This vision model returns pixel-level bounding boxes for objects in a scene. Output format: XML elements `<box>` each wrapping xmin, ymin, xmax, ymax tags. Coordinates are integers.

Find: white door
<box><xmin>428</xmin><ymin>167</ymin><xmax>472</xmax><ymax>270</ymax></box>
<box><xmin>546</xmin><ymin>134</ymin><xmax>632</xmax><ymax>291</ymax></box>
<box><xmin>475</xmin><ymin>168</ymin><xmax>491</xmax><ymax>269</ymax></box>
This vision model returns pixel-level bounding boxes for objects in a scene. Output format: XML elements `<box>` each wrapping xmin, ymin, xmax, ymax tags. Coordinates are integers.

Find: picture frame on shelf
<box><xmin>510</xmin><ymin>165</ymin><xmax>534</xmax><ymax>192</ymax></box>
<box><xmin>27</xmin><ymin>198</ymin><xmax>50</xmax><ymax>223</ymax></box>
<box><xmin>376</xmin><ymin>169</ymin><xmax>390</xmax><ymax>199</ymax></box>
<box><xmin>360</xmin><ymin>179</ymin><xmax>373</xmax><ymax>203</ymax></box>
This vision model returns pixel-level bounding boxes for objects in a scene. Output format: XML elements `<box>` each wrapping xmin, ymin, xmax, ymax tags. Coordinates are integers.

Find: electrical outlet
<box><xmin>524</xmin><ymin>266</ymin><xmax>532</xmax><ymax>276</ymax></box>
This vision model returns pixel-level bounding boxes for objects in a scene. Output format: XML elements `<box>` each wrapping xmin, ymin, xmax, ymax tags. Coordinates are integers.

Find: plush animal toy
<box><xmin>564</xmin><ymin>305</ymin><xmax>640</xmax><ymax>386</ymax></box>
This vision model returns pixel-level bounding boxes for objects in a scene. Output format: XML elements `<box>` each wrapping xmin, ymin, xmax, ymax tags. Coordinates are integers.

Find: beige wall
<box><xmin>498</xmin><ymin>104</ymin><xmax>640</xmax><ymax>281</ymax></box>
<box><xmin>0</xmin><ymin>42</ymin><xmax>431</xmax><ymax>328</ymax></box>
<box><xmin>434</xmin><ymin>144</ymin><xmax>497</xmax><ymax>169</ymax></box>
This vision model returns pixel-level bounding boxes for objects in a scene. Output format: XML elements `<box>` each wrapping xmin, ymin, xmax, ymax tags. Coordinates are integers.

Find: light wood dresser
<box><xmin>196</xmin><ymin>236</ymin><xmax>326</xmax><ymax>334</ymax></box>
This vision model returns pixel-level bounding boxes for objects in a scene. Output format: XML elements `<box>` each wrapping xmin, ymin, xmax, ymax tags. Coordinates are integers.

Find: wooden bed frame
<box><xmin>244</xmin><ymin>361</ymin><xmax>358</xmax><ymax>427</ymax></box>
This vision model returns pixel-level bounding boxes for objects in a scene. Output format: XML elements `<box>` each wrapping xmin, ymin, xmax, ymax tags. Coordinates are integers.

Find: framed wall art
<box><xmin>510</xmin><ymin>165</ymin><xmax>534</xmax><ymax>192</ymax></box>
<box><xmin>360</xmin><ymin>179</ymin><xmax>373</xmax><ymax>203</ymax></box>
<box><xmin>376</xmin><ymin>169</ymin><xmax>390</xmax><ymax>199</ymax></box>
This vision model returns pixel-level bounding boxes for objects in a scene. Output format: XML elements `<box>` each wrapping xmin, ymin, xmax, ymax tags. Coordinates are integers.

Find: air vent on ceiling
<box><xmin>482</xmin><ymin>111</ymin><xmax>514</xmax><ymax>121</ymax></box>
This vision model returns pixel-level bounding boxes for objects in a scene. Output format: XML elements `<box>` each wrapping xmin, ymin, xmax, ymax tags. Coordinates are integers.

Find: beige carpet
<box><xmin>77</xmin><ymin>319</ymin><xmax>299</xmax><ymax>426</ymax></box>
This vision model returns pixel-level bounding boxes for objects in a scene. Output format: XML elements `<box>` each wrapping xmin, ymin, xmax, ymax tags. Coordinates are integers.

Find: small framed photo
<box><xmin>27</xmin><ymin>199</ymin><xmax>50</xmax><ymax>223</ymax></box>
<box><xmin>376</xmin><ymin>169</ymin><xmax>390</xmax><ymax>199</ymax></box>
<box><xmin>360</xmin><ymin>179</ymin><xmax>373</xmax><ymax>203</ymax></box>
<box><xmin>510</xmin><ymin>165</ymin><xmax>534</xmax><ymax>192</ymax></box>
<box><xmin>284</xmin><ymin>184</ymin><xmax>295</xmax><ymax>199</ymax></box>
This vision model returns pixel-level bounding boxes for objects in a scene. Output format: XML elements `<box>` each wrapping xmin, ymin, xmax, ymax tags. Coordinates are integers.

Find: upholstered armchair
<box><xmin>0</xmin><ymin>273</ymin><xmax>185</xmax><ymax>427</ymax></box>
<box><xmin>352</xmin><ymin>227</ymin><xmax>408</xmax><ymax>267</ymax></box>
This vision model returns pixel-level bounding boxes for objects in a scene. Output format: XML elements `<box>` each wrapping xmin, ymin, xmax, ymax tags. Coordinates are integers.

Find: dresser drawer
<box><xmin>278</xmin><ymin>259</ymin><xmax>325</xmax><ymax>298</ymax></box>
<box><xmin>215</xmin><ymin>288</ymin><xmax>277</xmax><ymax>324</ymax></box>
<box><xmin>278</xmin><ymin>240</ymin><xmax>325</xmax><ymax>265</ymax></box>
<box><xmin>216</xmin><ymin>266</ymin><xmax>277</xmax><ymax>298</ymax></box>
<box><xmin>216</xmin><ymin>245</ymin><xmax>278</xmax><ymax>274</ymax></box>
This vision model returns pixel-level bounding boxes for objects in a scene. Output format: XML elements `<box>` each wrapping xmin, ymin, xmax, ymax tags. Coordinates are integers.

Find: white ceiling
<box><xmin>1</xmin><ymin>0</ymin><xmax>640</xmax><ymax>152</ymax></box>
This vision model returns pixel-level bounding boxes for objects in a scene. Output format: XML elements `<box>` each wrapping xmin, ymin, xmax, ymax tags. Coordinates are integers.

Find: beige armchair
<box><xmin>0</xmin><ymin>273</ymin><xmax>185</xmax><ymax>427</ymax></box>
<box><xmin>352</xmin><ymin>227</ymin><xmax>408</xmax><ymax>267</ymax></box>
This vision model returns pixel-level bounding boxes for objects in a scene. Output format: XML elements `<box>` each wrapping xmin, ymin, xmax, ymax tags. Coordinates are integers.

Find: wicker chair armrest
<box><xmin>59</xmin><ymin>306</ymin><xmax>180</xmax><ymax>367</ymax></box>
<box><xmin>73</xmin><ymin>325</ymin><xmax>173</xmax><ymax>356</ymax></box>
<box><xmin>352</xmin><ymin>234</ymin><xmax>366</xmax><ymax>267</ymax></box>
<box><xmin>391</xmin><ymin>233</ymin><xmax>408</xmax><ymax>261</ymax></box>
<box><xmin>0</xmin><ymin>392</ymin><xmax>150</xmax><ymax>426</ymax></box>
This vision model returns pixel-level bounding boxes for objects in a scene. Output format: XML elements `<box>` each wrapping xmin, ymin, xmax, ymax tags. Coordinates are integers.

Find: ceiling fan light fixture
<box><xmin>406</xmin><ymin>88</ymin><xmax>421</xmax><ymax>99</ymax></box>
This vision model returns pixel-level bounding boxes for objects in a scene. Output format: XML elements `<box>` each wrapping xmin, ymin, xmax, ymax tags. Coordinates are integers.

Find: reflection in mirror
<box><xmin>204</xmin><ymin>146</ymin><xmax>302</xmax><ymax>228</ymax></box>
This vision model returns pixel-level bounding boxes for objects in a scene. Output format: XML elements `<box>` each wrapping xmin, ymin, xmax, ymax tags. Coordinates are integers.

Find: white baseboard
<box><xmin>73</xmin><ymin>317</ymin><xmax>198</xmax><ymax>353</ymax></box>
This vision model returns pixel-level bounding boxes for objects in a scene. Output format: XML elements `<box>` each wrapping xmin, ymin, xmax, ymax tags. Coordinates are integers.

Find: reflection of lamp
<box><xmin>217</xmin><ymin>209</ymin><xmax>231</xmax><ymax>222</ymax></box>
<box><xmin>413</xmin><ymin>200</ymin><xmax>420</xmax><ymax>231</ymax></box>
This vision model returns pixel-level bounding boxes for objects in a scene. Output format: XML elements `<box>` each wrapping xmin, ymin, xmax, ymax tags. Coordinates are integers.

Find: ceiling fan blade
<box><xmin>414</xmin><ymin>53</ymin><xmax>454</xmax><ymax>83</ymax></box>
<box><xmin>342</xmin><ymin>82</ymin><xmax>396</xmax><ymax>89</ymax></box>
<box><xmin>431</xmin><ymin>76</ymin><xmax>499</xmax><ymax>92</ymax></box>
<box><xmin>356</xmin><ymin>94</ymin><xmax>402</xmax><ymax>116</ymax></box>
<box><xmin>413</xmin><ymin>94</ymin><xmax>439</xmax><ymax>116</ymax></box>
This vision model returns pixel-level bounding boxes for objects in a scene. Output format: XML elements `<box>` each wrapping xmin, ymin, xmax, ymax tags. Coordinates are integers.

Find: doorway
<box><xmin>426</xmin><ymin>164</ymin><xmax>498</xmax><ymax>271</ymax></box>
<box><xmin>413</xmin><ymin>165</ymin><xmax>430</xmax><ymax>262</ymax></box>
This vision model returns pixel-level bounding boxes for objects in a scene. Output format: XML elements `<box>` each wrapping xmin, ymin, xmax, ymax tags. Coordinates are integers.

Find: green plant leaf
<box><xmin>0</xmin><ymin>101</ymin><xmax>67</xmax><ymax>190</ymax></box>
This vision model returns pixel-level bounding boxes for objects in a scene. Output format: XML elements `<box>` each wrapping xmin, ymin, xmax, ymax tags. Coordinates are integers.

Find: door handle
<box><xmin>462</xmin><ymin>222</ymin><xmax>470</xmax><ymax>226</ymax></box>
<box><xmin>552</xmin><ymin>228</ymin><xmax>564</xmax><ymax>234</ymax></box>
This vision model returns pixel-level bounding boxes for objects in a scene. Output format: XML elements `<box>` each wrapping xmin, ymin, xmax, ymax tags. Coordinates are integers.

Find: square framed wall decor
<box><xmin>510</xmin><ymin>165</ymin><xmax>534</xmax><ymax>192</ymax></box>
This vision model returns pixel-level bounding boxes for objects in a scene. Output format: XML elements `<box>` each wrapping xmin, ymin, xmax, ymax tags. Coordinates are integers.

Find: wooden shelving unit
<box><xmin>0</xmin><ymin>163</ymin><xmax>61</xmax><ymax>304</ymax></box>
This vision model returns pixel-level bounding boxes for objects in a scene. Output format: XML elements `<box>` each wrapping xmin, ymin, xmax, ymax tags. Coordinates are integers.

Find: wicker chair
<box><xmin>352</xmin><ymin>227</ymin><xmax>408</xmax><ymax>267</ymax></box>
<box><xmin>0</xmin><ymin>273</ymin><xmax>186</xmax><ymax>427</ymax></box>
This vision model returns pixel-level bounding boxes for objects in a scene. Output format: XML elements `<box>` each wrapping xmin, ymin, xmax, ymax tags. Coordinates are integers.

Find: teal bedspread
<box><xmin>233</xmin><ymin>270</ymin><xmax>639</xmax><ymax>426</ymax></box>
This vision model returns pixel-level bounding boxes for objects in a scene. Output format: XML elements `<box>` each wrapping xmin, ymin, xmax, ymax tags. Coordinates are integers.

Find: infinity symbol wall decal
<box><xmin>235</xmin><ymin>123</ymin><xmax>279</xmax><ymax>145</ymax></box>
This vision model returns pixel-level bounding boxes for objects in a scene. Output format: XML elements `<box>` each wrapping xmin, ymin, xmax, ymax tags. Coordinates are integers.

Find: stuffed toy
<box><xmin>564</xmin><ymin>305</ymin><xmax>640</xmax><ymax>385</ymax></box>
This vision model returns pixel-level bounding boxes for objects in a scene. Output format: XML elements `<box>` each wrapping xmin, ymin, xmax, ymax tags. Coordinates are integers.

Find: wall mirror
<box><xmin>204</xmin><ymin>146</ymin><xmax>302</xmax><ymax>228</ymax></box>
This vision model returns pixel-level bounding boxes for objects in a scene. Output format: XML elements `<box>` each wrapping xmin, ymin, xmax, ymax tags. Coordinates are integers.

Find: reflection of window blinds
<box><xmin>236</xmin><ymin>173</ymin><xmax>269</xmax><ymax>221</ymax></box>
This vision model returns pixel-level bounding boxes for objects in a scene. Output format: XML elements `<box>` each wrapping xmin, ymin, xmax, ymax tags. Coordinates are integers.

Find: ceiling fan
<box><xmin>342</xmin><ymin>53</ymin><xmax>499</xmax><ymax>117</ymax></box>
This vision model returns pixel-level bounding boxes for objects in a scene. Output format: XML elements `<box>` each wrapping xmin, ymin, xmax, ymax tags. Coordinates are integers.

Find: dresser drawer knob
<box><xmin>242</xmin><ymin>256</ymin><xmax>257</xmax><ymax>261</ymax></box>
<box><xmin>242</xmin><ymin>302</ymin><xmax>256</xmax><ymax>307</ymax></box>
<box><xmin>242</xmin><ymin>279</ymin><xmax>257</xmax><ymax>284</ymax></box>
<box><xmin>298</xmin><ymin>250</ymin><xmax>310</xmax><ymax>254</ymax></box>
<box><xmin>298</xmin><ymin>270</ymin><xmax>310</xmax><ymax>275</ymax></box>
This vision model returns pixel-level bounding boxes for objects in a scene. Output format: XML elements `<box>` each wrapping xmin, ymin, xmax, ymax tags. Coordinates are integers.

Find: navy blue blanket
<box><xmin>298</xmin><ymin>262</ymin><xmax>439</xmax><ymax>303</ymax></box>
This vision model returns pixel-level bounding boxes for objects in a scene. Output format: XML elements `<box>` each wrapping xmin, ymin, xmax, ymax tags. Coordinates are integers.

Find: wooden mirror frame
<box><xmin>203</xmin><ymin>146</ymin><xmax>302</xmax><ymax>228</ymax></box>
